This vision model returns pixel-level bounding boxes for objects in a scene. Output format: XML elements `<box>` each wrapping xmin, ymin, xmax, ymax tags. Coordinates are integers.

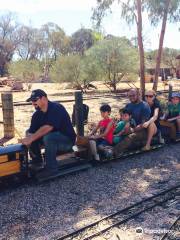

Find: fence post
<box><xmin>168</xmin><ymin>84</ymin><xmax>173</xmax><ymax>101</ymax></box>
<box><xmin>74</xmin><ymin>91</ymin><xmax>84</xmax><ymax>136</ymax></box>
<box><xmin>1</xmin><ymin>93</ymin><xmax>15</xmax><ymax>138</ymax></box>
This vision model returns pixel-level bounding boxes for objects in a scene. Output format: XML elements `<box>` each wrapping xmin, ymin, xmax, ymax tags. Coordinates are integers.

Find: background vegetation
<box><xmin>0</xmin><ymin>2</ymin><xmax>179</xmax><ymax>93</ymax></box>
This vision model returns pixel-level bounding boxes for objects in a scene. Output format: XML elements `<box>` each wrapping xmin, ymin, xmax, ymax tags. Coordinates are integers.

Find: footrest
<box><xmin>37</xmin><ymin>163</ymin><xmax>92</xmax><ymax>182</ymax></box>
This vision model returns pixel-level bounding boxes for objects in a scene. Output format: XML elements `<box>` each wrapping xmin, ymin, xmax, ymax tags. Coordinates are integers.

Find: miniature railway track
<box><xmin>160</xmin><ymin>216</ymin><xmax>180</xmax><ymax>240</ymax></box>
<box><xmin>56</xmin><ymin>185</ymin><xmax>180</xmax><ymax>240</ymax></box>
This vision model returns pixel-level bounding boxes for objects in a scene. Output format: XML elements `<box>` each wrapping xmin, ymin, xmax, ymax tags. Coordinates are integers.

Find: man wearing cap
<box><xmin>160</xmin><ymin>92</ymin><xmax>180</xmax><ymax>140</ymax></box>
<box><xmin>20</xmin><ymin>89</ymin><xmax>76</xmax><ymax>178</ymax></box>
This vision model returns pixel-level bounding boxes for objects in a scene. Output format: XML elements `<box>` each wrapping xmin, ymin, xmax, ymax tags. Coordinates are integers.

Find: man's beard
<box><xmin>34</xmin><ymin>106</ymin><xmax>41</xmax><ymax>111</ymax></box>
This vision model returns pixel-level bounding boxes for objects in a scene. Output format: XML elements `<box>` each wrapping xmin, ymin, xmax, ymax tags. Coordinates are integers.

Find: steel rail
<box><xmin>160</xmin><ymin>216</ymin><xmax>180</xmax><ymax>240</ymax></box>
<box><xmin>56</xmin><ymin>185</ymin><xmax>180</xmax><ymax>240</ymax></box>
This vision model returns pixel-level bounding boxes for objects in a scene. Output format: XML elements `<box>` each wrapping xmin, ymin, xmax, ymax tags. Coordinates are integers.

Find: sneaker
<box><xmin>30</xmin><ymin>162</ymin><xmax>44</xmax><ymax>172</ymax></box>
<box><xmin>104</xmin><ymin>149</ymin><xmax>113</xmax><ymax>160</ymax></box>
<box><xmin>142</xmin><ymin>145</ymin><xmax>151</xmax><ymax>151</ymax></box>
<box><xmin>158</xmin><ymin>132</ymin><xmax>165</xmax><ymax>144</ymax></box>
<box><xmin>159</xmin><ymin>138</ymin><xmax>165</xmax><ymax>144</ymax></box>
<box><xmin>93</xmin><ymin>154</ymin><xmax>100</xmax><ymax>161</ymax></box>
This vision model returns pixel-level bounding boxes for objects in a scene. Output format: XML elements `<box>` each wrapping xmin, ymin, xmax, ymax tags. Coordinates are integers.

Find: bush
<box><xmin>8</xmin><ymin>59</ymin><xmax>42</xmax><ymax>82</ymax></box>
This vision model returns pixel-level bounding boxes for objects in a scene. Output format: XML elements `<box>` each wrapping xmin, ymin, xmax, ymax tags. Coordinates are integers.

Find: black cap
<box><xmin>26</xmin><ymin>89</ymin><xmax>47</xmax><ymax>102</ymax></box>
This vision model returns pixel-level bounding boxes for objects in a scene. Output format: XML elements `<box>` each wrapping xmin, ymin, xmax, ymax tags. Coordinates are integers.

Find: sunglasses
<box><xmin>145</xmin><ymin>95</ymin><xmax>154</xmax><ymax>98</ymax></box>
<box><xmin>129</xmin><ymin>94</ymin><xmax>137</xmax><ymax>97</ymax></box>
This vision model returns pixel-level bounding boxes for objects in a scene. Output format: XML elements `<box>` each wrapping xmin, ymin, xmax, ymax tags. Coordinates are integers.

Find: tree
<box><xmin>0</xmin><ymin>12</ymin><xmax>20</xmax><ymax>76</ymax></box>
<box><xmin>8</xmin><ymin>59</ymin><xmax>42</xmax><ymax>83</ymax></box>
<box><xmin>70</xmin><ymin>28</ymin><xmax>95</xmax><ymax>55</ymax></box>
<box><xmin>16</xmin><ymin>26</ymin><xmax>44</xmax><ymax>60</ymax></box>
<box><xmin>41</xmin><ymin>22</ymin><xmax>70</xmax><ymax>60</ymax></box>
<box><xmin>86</xmin><ymin>37</ymin><xmax>138</xmax><ymax>92</ymax></box>
<box><xmin>50</xmin><ymin>54</ymin><xmax>83</xmax><ymax>89</ymax></box>
<box><xmin>146</xmin><ymin>0</ymin><xmax>180</xmax><ymax>91</ymax></box>
<box><xmin>162</xmin><ymin>48</ymin><xmax>180</xmax><ymax>71</ymax></box>
<box><xmin>92</xmin><ymin>0</ymin><xmax>146</xmax><ymax>97</ymax></box>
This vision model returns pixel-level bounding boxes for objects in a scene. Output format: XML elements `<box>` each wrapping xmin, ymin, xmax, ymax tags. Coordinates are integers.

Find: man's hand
<box><xmin>134</xmin><ymin>124</ymin><xmax>143</xmax><ymax>132</ymax></box>
<box><xmin>19</xmin><ymin>136</ymin><xmax>33</xmax><ymax>146</ymax></box>
<box><xmin>142</xmin><ymin>121</ymin><xmax>149</xmax><ymax>128</ymax></box>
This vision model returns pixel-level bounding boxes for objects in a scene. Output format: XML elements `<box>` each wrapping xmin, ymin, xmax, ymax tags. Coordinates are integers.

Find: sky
<box><xmin>0</xmin><ymin>0</ymin><xmax>179</xmax><ymax>50</ymax></box>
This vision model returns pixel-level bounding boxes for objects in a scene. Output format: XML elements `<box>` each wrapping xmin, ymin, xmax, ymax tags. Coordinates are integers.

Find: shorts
<box><xmin>96</xmin><ymin>138</ymin><xmax>111</xmax><ymax>146</ymax></box>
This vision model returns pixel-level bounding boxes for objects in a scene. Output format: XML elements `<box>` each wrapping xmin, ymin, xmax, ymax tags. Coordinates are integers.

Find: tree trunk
<box><xmin>113</xmin><ymin>73</ymin><xmax>117</xmax><ymax>92</ymax></box>
<box><xmin>153</xmin><ymin>0</ymin><xmax>170</xmax><ymax>92</ymax></box>
<box><xmin>136</xmin><ymin>0</ymin><xmax>145</xmax><ymax>99</ymax></box>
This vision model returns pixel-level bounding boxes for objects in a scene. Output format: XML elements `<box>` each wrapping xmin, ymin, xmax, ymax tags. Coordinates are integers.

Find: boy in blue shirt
<box><xmin>113</xmin><ymin>109</ymin><xmax>136</xmax><ymax>144</ymax></box>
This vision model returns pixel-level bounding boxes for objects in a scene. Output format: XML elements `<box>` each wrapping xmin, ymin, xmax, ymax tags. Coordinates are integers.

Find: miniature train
<box><xmin>0</xmin><ymin>134</ymin><xmax>179</xmax><ymax>182</ymax></box>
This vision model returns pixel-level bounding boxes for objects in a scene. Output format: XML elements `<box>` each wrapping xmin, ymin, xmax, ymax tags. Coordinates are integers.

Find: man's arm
<box><xmin>20</xmin><ymin>125</ymin><xmax>53</xmax><ymax>146</ymax></box>
<box><xmin>134</xmin><ymin>103</ymin><xmax>151</xmax><ymax>132</ymax></box>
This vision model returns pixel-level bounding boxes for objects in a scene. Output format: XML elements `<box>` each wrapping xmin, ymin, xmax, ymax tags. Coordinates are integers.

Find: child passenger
<box><xmin>160</xmin><ymin>92</ymin><xmax>180</xmax><ymax>140</ymax></box>
<box><xmin>113</xmin><ymin>109</ymin><xmax>136</xmax><ymax>144</ymax></box>
<box><xmin>88</xmin><ymin>104</ymin><xmax>114</xmax><ymax>160</ymax></box>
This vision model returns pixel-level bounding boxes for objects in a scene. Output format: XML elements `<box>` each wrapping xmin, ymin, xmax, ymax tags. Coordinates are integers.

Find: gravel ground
<box><xmin>98</xmin><ymin>199</ymin><xmax>180</xmax><ymax>240</ymax></box>
<box><xmin>0</xmin><ymin>143</ymin><xmax>179</xmax><ymax>240</ymax></box>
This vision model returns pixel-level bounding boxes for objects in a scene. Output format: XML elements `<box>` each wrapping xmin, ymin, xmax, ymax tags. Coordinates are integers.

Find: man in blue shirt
<box><xmin>126</xmin><ymin>91</ymin><xmax>151</xmax><ymax>126</ymax></box>
<box><xmin>20</xmin><ymin>89</ymin><xmax>76</xmax><ymax>177</ymax></box>
<box><xmin>114</xmin><ymin>88</ymin><xmax>151</xmax><ymax>156</ymax></box>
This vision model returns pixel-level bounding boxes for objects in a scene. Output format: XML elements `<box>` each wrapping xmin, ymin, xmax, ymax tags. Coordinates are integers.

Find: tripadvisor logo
<box><xmin>135</xmin><ymin>227</ymin><xmax>143</xmax><ymax>235</ymax></box>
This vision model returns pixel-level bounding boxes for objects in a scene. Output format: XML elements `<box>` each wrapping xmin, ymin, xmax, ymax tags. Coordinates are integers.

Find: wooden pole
<box><xmin>74</xmin><ymin>91</ymin><xmax>84</xmax><ymax>136</ymax></box>
<box><xmin>1</xmin><ymin>93</ymin><xmax>15</xmax><ymax>138</ymax></box>
<box><xmin>168</xmin><ymin>84</ymin><xmax>173</xmax><ymax>101</ymax></box>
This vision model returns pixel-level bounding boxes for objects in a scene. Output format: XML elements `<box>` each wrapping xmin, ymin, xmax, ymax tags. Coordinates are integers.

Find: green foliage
<box><xmin>146</xmin><ymin>48</ymin><xmax>180</xmax><ymax>69</ymax></box>
<box><xmin>50</xmin><ymin>53</ymin><xmax>101</xmax><ymax>89</ymax></box>
<box><xmin>70</xmin><ymin>28</ymin><xmax>95</xmax><ymax>55</ymax></box>
<box><xmin>85</xmin><ymin>37</ymin><xmax>139</xmax><ymax>91</ymax></box>
<box><xmin>92</xmin><ymin>0</ymin><xmax>116</xmax><ymax>27</ymax></box>
<box><xmin>41</xmin><ymin>22</ymin><xmax>70</xmax><ymax>59</ymax></box>
<box><xmin>8</xmin><ymin>59</ymin><xmax>42</xmax><ymax>82</ymax></box>
<box><xmin>50</xmin><ymin>54</ymin><xmax>83</xmax><ymax>88</ymax></box>
<box><xmin>145</xmin><ymin>0</ymin><xmax>180</xmax><ymax>25</ymax></box>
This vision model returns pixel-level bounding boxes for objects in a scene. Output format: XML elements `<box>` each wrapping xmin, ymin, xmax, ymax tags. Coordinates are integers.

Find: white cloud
<box><xmin>0</xmin><ymin>0</ymin><xmax>97</xmax><ymax>14</ymax></box>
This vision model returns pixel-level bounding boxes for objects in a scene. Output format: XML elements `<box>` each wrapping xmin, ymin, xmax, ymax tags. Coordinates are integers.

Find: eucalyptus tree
<box><xmin>147</xmin><ymin>47</ymin><xmax>180</xmax><ymax>73</ymax></box>
<box><xmin>50</xmin><ymin>54</ymin><xmax>83</xmax><ymax>89</ymax></box>
<box><xmin>145</xmin><ymin>0</ymin><xmax>180</xmax><ymax>91</ymax></box>
<box><xmin>92</xmin><ymin>0</ymin><xmax>146</xmax><ymax>97</ymax></box>
<box><xmin>41</xmin><ymin>22</ymin><xmax>70</xmax><ymax>60</ymax></box>
<box><xmin>0</xmin><ymin>12</ymin><xmax>20</xmax><ymax>76</ymax></box>
<box><xmin>70</xmin><ymin>28</ymin><xmax>95</xmax><ymax>55</ymax></box>
<box><xmin>162</xmin><ymin>48</ymin><xmax>180</xmax><ymax>71</ymax></box>
<box><xmin>85</xmin><ymin>37</ymin><xmax>139</xmax><ymax>92</ymax></box>
<box><xmin>16</xmin><ymin>26</ymin><xmax>44</xmax><ymax>60</ymax></box>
